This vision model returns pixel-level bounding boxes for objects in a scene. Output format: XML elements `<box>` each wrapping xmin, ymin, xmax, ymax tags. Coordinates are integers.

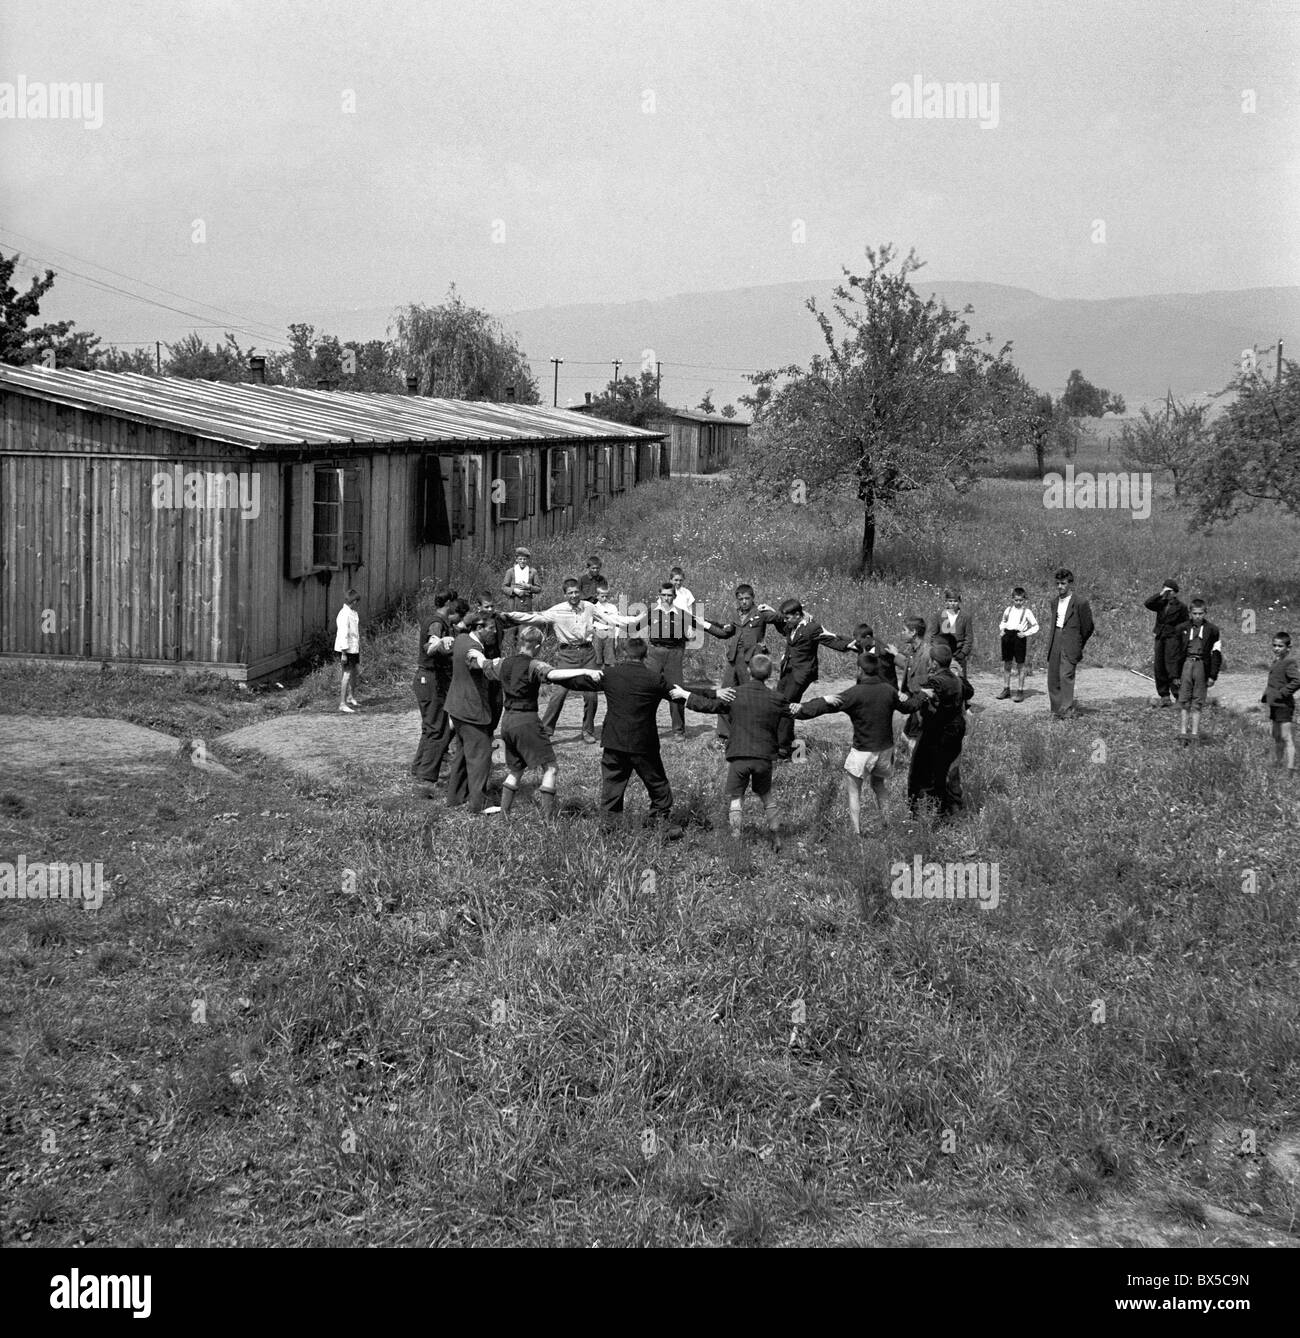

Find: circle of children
<box><xmin>333</xmin><ymin>552</ymin><xmax>1299</xmax><ymax>844</ymax></box>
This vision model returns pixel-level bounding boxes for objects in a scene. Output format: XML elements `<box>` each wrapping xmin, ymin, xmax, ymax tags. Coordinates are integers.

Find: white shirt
<box><xmin>592</xmin><ymin>598</ymin><xmax>622</xmax><ymax>639</ymax></box>
<box><xmin>672</xmin><ymin>586</ymin><xmax>696</xmax><ymax>617</ymax></box>
<box><xmin>1055</xmin><ymin>594</ymin><xmax>1072</xmax><ymax>628</ymax></box>
<box><xmin>514</xmin><ymin>600</ymin><xmax>638</xmax><ymax>646</ymax></box>
<box><xmin>1000</xmin><ymin>605</ymin><xmax>1039</xmax><ymax>636</ymax></box>
<box><xmin>334</xmin><ymin>603</ymin><xmax>359</xmax><ymax>653</ymax></box>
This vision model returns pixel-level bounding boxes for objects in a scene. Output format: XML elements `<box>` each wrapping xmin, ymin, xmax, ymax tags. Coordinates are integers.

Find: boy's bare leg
<box><xmin>1178</xmin><ymin>706</ymin><xmax>1190</xmax><ymax>743</ymax></box>
<box><xmin>729</xmin><ymin>797</ymin><xmax>744</xmax><ymax>835</ymax></box>
<box><xmin>758</xmin><ymin>795</ymin><xmax>781</xmax><ymax>851</ymax></box>
<box><xmin>538</xmin><ymin>764</ymin><xmax>558</xmax><ymax>816</ymax></box>
<box><xmin>500</xmin><ymin>771</ymin><xmax>522</xmax><ymax>814</ymax></box>
<box><xmin>869</xmin><ymin>775</ymin><xmax>887</xmax><ymax>816</ymax></box>
<box><xmin>1189</xmin><ymin>708</ymin><xmax>1201</xmax><ymax>743</ymax></box>
<box><xmin>845</xmin><ymin>774</ymin><xmax>862</xmax><ymax>836</ymax></box>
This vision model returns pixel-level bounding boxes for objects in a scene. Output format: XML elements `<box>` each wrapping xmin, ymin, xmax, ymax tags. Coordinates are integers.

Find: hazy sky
<box><xmin>2</xmin><ymin>0</ymin><xmax>1297</xmax><ymax>359</ymax></box>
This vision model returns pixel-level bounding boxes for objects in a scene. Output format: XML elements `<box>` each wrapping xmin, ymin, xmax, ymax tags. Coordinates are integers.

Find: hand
<box><xmin>1018</xmin><ymin>631</ymin><xmax>1029</xmax><ymax>638</ymax></box>
<box><xmin>668</xmin><ymin>685</ymin><xmax>689</xmax><ymax>700</ymax></box>
<box><xmin>883</xmin><ymin>643</ymin><xmax>900</xmax><ymax>657</ymax></box>
<box><xmin>587</xmin><ymin>670</ymin><xmax>604</xmax><ymax>682</ymax></box>
<box><xmin>717</xmin><ymin>687</ymin><xmax>737</xmax><ymax>703</ymax></box>
<box><xmin>788</xmin><ymin>703</ymin><xmax>800</xmax><ymax>716</ymax></box>
<box><xmin>920</xmin><ymin>687</ymin><xmax>936</xmax><ymax>699</ymax></box>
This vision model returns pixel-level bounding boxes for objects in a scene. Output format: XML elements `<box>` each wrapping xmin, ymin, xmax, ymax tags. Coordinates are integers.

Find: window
<box><xmin>416</xmin><ymin>453</ymin><xmax>476</xmax><ymax>545</ymax></box>
<box><xmin>492</xmin><ymin>450</ymin><xmax>538</xmax><ymax>523</ymax></box>
<box><xmin>610</xmin><ymin>444</ymin><xmax>626</xmax><ymax>493</ymax></box>
<box><xmin>546</xmin><ymin>447</ymin><xmax>573</xmax><ymax>509</ymax></box>
<box><xmin>288</xmin><ymin>462</ymin><xmax>362</xmax><ymax>578</ymax></box>
<box><xmin>595</xmin><ymin>445</ymin><xmax>609</xmax><ymax>495</ymax></box>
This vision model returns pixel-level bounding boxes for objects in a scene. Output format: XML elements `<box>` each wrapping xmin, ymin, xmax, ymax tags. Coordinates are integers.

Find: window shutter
<box><xmin>625</xmin><ymin>444</ymin><xmax>635</xmax><ymax>489</ymax></box>
<box><xmin>466</xmin><ymin>454</ymin><xmax>480</xmax><ymax>537</ymax></box>
<box><xmin>544</xmin><ymin>448</ymin><xmax>555</xmax><ymax>511</ymax></box>
<box><xmin>561</xmin><ymin>449</ymin><xmax>572</xmax><ymax>505</ymax></box>
<box><xmin>596</xmin><ymin>445</ymin><xmax>609</xmax><ymax>494</ymax></box>
<box><xmin>440</xmin><ymin>456</ymin><xmax>461</xmax><ymax>542</ymax></box>
<box><xmin>584</xmin><ymin>446</ymin><xmax>597</xmax><ymax>496</ymax></box>
<box><xmin>341</xmin><ymin>465</ymin><xmax>363</xmax><ymax>566</ymax></box>
<box><xmin>525</xmin><ymin>451</ymin><xmax>538</xmax><ymax>517</ymax></box>
<box><xmin>286</xmin><ymin>463</ymin><xmax>315</xmax><ymax>578</ymax></box>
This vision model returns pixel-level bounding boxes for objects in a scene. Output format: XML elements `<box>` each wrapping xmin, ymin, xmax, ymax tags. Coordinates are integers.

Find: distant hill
<box><xmin>235</xmin><ymin>280</ymin><xmax>1300</xmax><ymax>413</ymax></box>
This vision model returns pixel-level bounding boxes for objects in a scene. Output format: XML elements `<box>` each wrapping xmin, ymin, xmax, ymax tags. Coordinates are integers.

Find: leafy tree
<box><xmin>0</xmin><ymin>250</ymin><xmax>106</xmax><ymax>367</ymax></box>
<box><xmin>1183</xmin><ymin>361</ymin><xmax>1300</xmax><ymax>526</ymax></box>
<box><xmin>1118</xmin><ymin>398</ymin><xmax>1208</xmax><ymax>499</ymax></box>
<box><xmin>1103</xmin><ymin>392</ymin><xmax>1127</xmax><ymax>415</ymax></box>
<box><xmin>697</xmin><ymin>389</ymin><xmax>716</xmax><ymax>414</ymax></box>
<box><xmin>720</xmin><ymin>403</ymin><xmax>737</xmax><ymax>418</ymax></box>
<box><xmin>164</xmin><ymin>332</ymin><xmax>251</xmax><ymax>382</ymax></box>
<box><xmin>583</xmin><ymin>370</ymin><xmax>671</xmax><ymax>428</ymax></box>
<box><xmin>738</xmin><ymin>373</ymin><xmax>775</xmax><ymax>424</ymax></box>
<box><xmin>390</xmin><ymin>286</ymin><xmax>539</xmax><ymax>402</ymax></box>
<box><xmin>742</xmin><ymin>243</ymin><xmax>1027</xmax><ymax>575</ymax></box>
<box><xmin>1061</xmin><ymin>368</ymin><xmax>1113</xmax><ymax>418</ymax></box>
<box><xmin>272</xmin><ymin>324</ymin><xmax>400</xmax><ymax>391</ymax></box>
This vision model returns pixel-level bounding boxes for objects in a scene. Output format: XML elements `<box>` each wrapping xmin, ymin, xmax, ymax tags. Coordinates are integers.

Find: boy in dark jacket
<box><xmin>907</xmin><ymin>641</ymin><xmax>976</xmax><ymax>819</ymax></box>
<box><xmin>1144</xmin><ymin>579</ymin><xmax>1190</xmax><ymax>706</ymax></box>
<box><xmin>1262</xmin><ymin>630</ymin><xmax>1300</xmax><ymax>772</ymax></box>
<box><xmin>770</xmin><ymin>598</ymin><xmax>856</xmax><ymax>759</ymax></box>
<box><xmin>1174</xmin><ymin>598</ymin><xmax>1222</xmax><ymax>746</ymax></box>
<box><xmin>411</xmin><ymin>588</ymin><xmax>459</xmax><ymax>788</ymax></box>
<box><xmin>670</xmin><ymin>652</ymin><xmax>787</xmax><ymax>848</ymax></box>
<box><xmin>793</xmin><ymin>652</ymin><xmax>928</xmax><ymax>833</ymax></box>
<box><xmin>696</xmin><ymin>584</ymin><xmax>783</xmax><ymax>747</ymax></box>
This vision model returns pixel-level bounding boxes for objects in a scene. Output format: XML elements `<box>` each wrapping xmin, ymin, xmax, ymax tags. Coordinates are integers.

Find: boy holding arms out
<box><xmin>694</xmin><ymin>584</ymin><xmax>783</xmax><ymax>747</ymax></box>
<box><xmin>1262</xmin><ymin>631</ymin><xmax>1300</xmax><ymax>772</ymax></box>
<box><xmin>670</xmin><ymin>652</ymin><xmax>787</xmax><ymax>849</ymax></box>
<box><xmin>335</xmin><ymin>588</ymin><xmax>361</xmax><ymax>713</ymax></box>
<box><xmin>1174</xmin><ymin>598</ymin><xmax>1223</xmax><ymax>746</ymax></box>
<box><xmin>997</xmin><ymin>587</ymin><xmax>1039</xmax><ymax>701</ymax></box>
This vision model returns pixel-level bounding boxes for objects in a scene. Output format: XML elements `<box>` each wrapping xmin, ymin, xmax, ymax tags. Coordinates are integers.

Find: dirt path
<box><xmin>0</xmin><ymin>716</ymin><xmax>181</xmax><ymax>778</ymax></box>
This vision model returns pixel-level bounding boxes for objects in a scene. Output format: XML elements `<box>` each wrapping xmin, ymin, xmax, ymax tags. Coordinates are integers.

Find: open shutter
<box><xmin>625</xmin><ymin>444</ymin><xmax>635</xmax><ymax>489</ymax></box>
<box><xmin>544</xmin><ymin>448</ymin><xmax>555</xmax><ymax>510</ymax></box>
<box><xmin>440</xmin><ymin>456</ymin><xmax>462</xmax><ymax>542</ymax></box>
<box><xmin>525</xmin><ymin>451</ymin><xmax>538</xmax><ymax>517</ymax></box>
<box><xmin>562</xmin><ymin>449</ymin><xmax>573</xmax><ymax>504</ymax></box>
<box><xmin>596</xmin><ymin>445</ymin><xmax>609</xmax><ymax>495</ymax></box>
<box><xmin>286</xmin><ymin>463</ymin><xmax>315</xmax><ymax>578</ymax></box>
<box><xmin>341</xmin><ymin>465</ymin><xmax>363</xmax><ymax>566</ymax></box>
<box><xmin>416</xmin><ymin>453</ymin><xmax>438</xmax><ymax>545</ymax></box>
<box><xmin>584</xmin><ymin>446</ymin><xmax>597</xmax><ymax>497</ymax></box>
<box><xmin>464</xmin><ymin>454</ymin><xmax>480</xmax><ymax>537</ymax></box>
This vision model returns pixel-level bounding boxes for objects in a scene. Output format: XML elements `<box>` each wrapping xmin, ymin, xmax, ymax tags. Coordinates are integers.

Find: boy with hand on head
<box><xmin>793</xmin><ymin>651</ymin><xmax>930</xmax><ymax>835</ymax></box>
<box><xmin>496</xmin><ymin>626</ymin><xmax>606</xmax><ymax>817</ymax></box>
<box><xmin>670</xmin><ymin>652</ymin><xmax>787</xmax><ymax>849</ymax></box>
<box><xmin>997</xmin><ymin>587</ymin><xmax>1039</xmax><ymax>701</ymax></box>
<box><xmin>1144</xmin><ymin>579</ymin><xmax>1190</xmax><ymax>706</ymax></box>
<box><xmin>1174</xmin><ymin>598</ymin><xmax>1223</xmax><ymax>746</ymax></box>
<box><xmin>1262</xmin><ymin>631</ymin><xmax>1300</xmax><ymax>772</ymax></box>
<box><xmin>335</xmin><ymin>587</ymin><xmax>362</xmax><ymax>713</ymax></box>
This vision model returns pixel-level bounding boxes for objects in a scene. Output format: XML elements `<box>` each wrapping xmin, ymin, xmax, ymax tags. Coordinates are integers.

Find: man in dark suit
<box><xmin>444</xmin><ymin>611</ymin><xmax>503</xmax><ymax>815</ymax></box>
<box><xmin>411</xmin><ymin>589</ymin><xmax>459</xmax><ymax>789</ymax></box>
<box><xmin>1044</xmin><ymin>568</ymin><xmax>1095</xmax><ymax>719</ymax></box>
<box><xmin>1173</xmin><ymin>598</ymin><xmax>1223</xmax><ymax>746</ymax></box>
<box><xmin>925</xmin><ymin>590</ymin><xmax>974</xmax><ymax>671</ymax></box>
<box><xmin>565</xmin><ymin>639</ymin><xmax>682</xmax><ymax>837</ymax></box>
<box><xmin>770</xmin><ymin>598</ymin><xmax>855</xmax><ymax>760</ymax></box>
<box><xmin>1143</xmin><ymin>579</ymin><xmax>1189</xmax><ymax>706</ymax></box>
<box><xmin>696</xmin><ymin>583</ymin><xmax>783</xmax><ymax>748</ymax></box>
<box><xmin>907</xmin><ymin>642</ymin><xmax>975</xmax><ymax>818</ymax></box>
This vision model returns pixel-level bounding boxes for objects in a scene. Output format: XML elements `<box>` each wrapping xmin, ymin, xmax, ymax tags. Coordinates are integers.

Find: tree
<box><xmin>583</xmin><ymin>370</ymin><xmax>671</xmax><ymax>428</ymax></box>
<box><xmin>164</xmin><ymin>332</ymin><xmax>251</xmax><ymax>382</ymax></box>
<box><xmin>1103</xmin><ymin>392</ymin><xmax>1127</xmax><ymax>415</ymax></box>
<box><xmin>738</xmin><ymin>373</ymin><xmax>775</xmax><ymax>423</ymax></box>
<box><xmin>1118</xmin><ymin>398</ymin><xmax>1208</xmax><ymax>499</ymax></box>
<box><xmin>1061</xmin><ymin>368</ymin><xmax>1114</xmax><ymax>418</ymax></box>
<box><xmin>390</xmin><ymin>286</ymin><xmax>539</xmax><ymax>402</ymax></box>
<box><xmin>0</xmin><ymin>249</ymin><xmax>107</xmax><ymax>368</ymax></box>
<box><xmin>274</xmin><ymin>324</ymin><xmax>400</xmax><ymax>391</ymax></box>
<box><xmin>98</xmin><ymin>345</ymin><xmax>158</xmax><ymax>374</ymax></box>
<box><xmin>697</xmin><ymin>389</ymin><xmax>716</xmax><ymax>414</ymax></box>
<box><xmin>742</xmin><ymin>244</ymin><xmax>1027</xmax><ymax>575</ymax></box>
<box><xmin>720</xmin><ymin>403</ymin><xmax>737</xmax><ymax>418</ymax></box>
<box><xmin>1183</xmin><ymin>361</ymin><xmax>1300</xmax><ymax>527</ymax></box>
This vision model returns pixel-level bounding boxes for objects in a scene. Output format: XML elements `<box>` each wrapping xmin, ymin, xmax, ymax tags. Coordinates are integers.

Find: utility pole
<box><xmin>156</xmin><ymin>341</ymin><xmax>162</xmax><ymax>374</ymax></box>
<box><xmin>612</xmin><ymin>359</ymin><xmax>621</xmax><ymax>392</ymax></box>
<box><xmin>1278</xmin><ymin>338</ymin><xmax>1284</xmax><ymax>386</ymax></box>
<box><xmin>655</xmin><ymin>361</ymin><xmax>662</xmax><ymax>402</ymax></box>
<box><xmin>551</xmin><ymin>357</ymin><xmax>563</xmax><ymax>407</ymax></box>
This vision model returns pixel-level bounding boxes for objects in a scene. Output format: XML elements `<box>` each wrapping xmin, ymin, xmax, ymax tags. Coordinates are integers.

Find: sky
<box><xmin>2</xmin><ymin>0</ymin><xmax>1298</xmax><ymax>373</ymax></box>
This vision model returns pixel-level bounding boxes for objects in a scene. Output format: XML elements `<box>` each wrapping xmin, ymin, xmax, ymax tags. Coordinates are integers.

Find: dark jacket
<box><xmin>795</xmin><ymin>676</ymin><xmax>923</xmax><ymax>752</ymax></box>
<box><xmin>1044</xmin><ymin>594</ymin><xmax>1095</xmax><ymax>664</ymax></box>
<box><xmin>577</xmin><ymin>573</ymin><xmax>605</xmax><ymax>601</ymax></box>
<box><xmin>1262</xmin><ymin>655</ymin><xmax>1300</xmax><ymax>706</ymax></box>
<box><xmin>1173</xmin><ymin>620</ymin><xmax>1223</xmax><ymax>681</ymax></box>
<box><xmin>444</xmin><ymin>633</ymin><xmax>497</xmax><ymax>725</ymax></box>
<box><xmin>684</xmin><ymin>680</ymin><xmax>786</xmax><ymax>761</ymax></box>
<box><xmin>919</xmin><ymin>668</ymin><xmax>975</xmax><ymax>739</ymax></box>
<box><xmin>1144</xmin><ymin>591</ymin><xmax>1190</xmax><ymax>640</ymax></box>
<box><xmin>647</xmin><ymin>603</ymin><xmax>691</xmax><ymax>647</ymax></box>
<box><xmin>925</xmin><ymin>610</ymin><xmax>974</xmax><ymax>664</ymax></box>
<box><xmin>419</xmin><ymin>612</ymin><xmax>455</xmax><ymax>683</ymax></box>
<box><xmin>774</xmin><ymin>617</ymin><xmax>853</xmax><ymax>685</ymax></box>
<box><xmin>566</xmin><ymin>662</ymin><xmax>674</xmax><ymax>753</ymax></box>
<box><xmin>710</xmin><ymin>608</ymin><xmax>784</xmax><ymax>666</ymax></box>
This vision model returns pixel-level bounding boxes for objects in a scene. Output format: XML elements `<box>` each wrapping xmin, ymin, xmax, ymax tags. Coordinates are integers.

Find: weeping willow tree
<box><xmin>389</xmin><ymin>286</ymin><xmax>540</xmax><ymax>403</ymax></box>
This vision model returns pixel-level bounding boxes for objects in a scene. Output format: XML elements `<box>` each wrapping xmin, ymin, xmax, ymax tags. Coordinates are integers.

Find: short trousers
<box><xmin>844</xmin><ymin>746</ymin><xmax>893</xmax><ymax>780</ymax></box>
<box><xmin>1269</xmin><ymin>703</ymin><xmax>1295</xmax><ymax>724</ymax></box>
<box><xmin>339</xmin><ymin>652</ymin><xmax>360</xmax><ymax>668</ymax></box>
<box><xmin>1000</xmin><ymin>630</ymin><xmax>1027</xmax><ymax>664</ymax></box>
<box><xmin>725</xmin><ymin>758</ymin><xmax>772</xmax><ymax>800</ymax></box>
<box><xmin>501</xmin><ymin>713</ymin><xmax>556</xmax><ymax>771</ymax></box>
<box><xmin>1177</xmin><ymin>658</ymin><xmax>1208</xmax><ymax>709</ymax></box>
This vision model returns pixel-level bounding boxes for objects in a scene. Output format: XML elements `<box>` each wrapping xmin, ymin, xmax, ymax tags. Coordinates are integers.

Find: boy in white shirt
<box><xmin>997</xmin><ymin>586</ymin><xmax>1040</xmax><ymax>702</ymax></box>
<box><xmin>334</xmin><ymin>588</ymin><xmax>361</xmax><ymax>713</ymax></box>
<box><xmin>669</xmin><ymin>567</ymin><xmax>696</xmax><ymax>620</ymax></box>
<box><xmin>591</xmin><ymin>579</ymin><xmax>622</xmax><ymax>668</ymax></box>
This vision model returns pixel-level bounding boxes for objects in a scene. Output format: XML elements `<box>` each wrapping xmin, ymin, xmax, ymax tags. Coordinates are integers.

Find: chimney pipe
<box><xmin>585</xmin><ymin>391</ymin><xmax>592</xmax><ymax>405</ymax></box>
<box><xmin>317</xmin><ymin>378</ymin><xmax>332</xmax><ymax>392</ymax></box>
<box><xmin>249</xmin><ymin>355</ymin><xmax>267</xmax><ymax>384</ymax></box>
<box><xmin>406</xmin><ymin>374</ymin><xmax>419</xmax><ymax>395</ymax></box>
<box><xmin>505</xmin><ymin>385</ymin><xmax>516</xmax><ymax>402</ymax></box>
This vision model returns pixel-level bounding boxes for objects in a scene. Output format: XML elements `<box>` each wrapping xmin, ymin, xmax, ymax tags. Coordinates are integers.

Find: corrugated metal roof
<box><xmin>0</xmin><ymin>365</ymin><xmax>664</xmax><ymax>450</ymax></box>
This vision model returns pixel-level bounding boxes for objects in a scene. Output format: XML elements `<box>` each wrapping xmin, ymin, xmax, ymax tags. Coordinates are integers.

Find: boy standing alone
<box><xmin>1262</xmin><ymin>631</ymin><xmax>1300</xmax><ymax>772</ymax></box>
<box><xmin>335</xmin><ymin>588</ymin><xmax>361</xmax><ymax>713</ymax></box>
<box><xmin>1174</xmin><ymin>598</ymin><xmax>1222</xmax><ymax>746</ymax></box>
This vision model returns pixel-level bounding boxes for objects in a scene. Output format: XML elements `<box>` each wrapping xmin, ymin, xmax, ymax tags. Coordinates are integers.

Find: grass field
<box><xmin>2</xmin><ymin>439</ymin><xmax>1299</xmax><ymax>1247</ymax></box>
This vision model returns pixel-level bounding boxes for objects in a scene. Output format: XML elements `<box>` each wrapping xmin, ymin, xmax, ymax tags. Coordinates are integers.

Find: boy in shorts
<box><xmin>334</xmin><ymin>587</ymin><xmax>361</xmax><ymax>713</ymax></box>
<box><xmin>669</xmin><ymin>653</ymin><xmax>787</xmax><ymax>849</ymax></box>
<box><xmin>792</xmin><ymin>651</ymin><xmax>929</xmax><ymax>834</ymax></box>
<box><xmin>1174</xmin><ymin>598</ymin><xmax>1222</xmax><ymax>746</ymax></box>
<box><xmin>496</xmin><ymin>626</ymin><xmax>603</xmax><ymax>817</ymax></box>
<box><xmin>1261</xmin><ymin>630</ymin><xmax>1300</xmax><ymax>772</ymax></box>
<box><xmin>997</xmin><ymin>587</ymin><xmax>1039</xmax><ymax>701</ymax></box>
